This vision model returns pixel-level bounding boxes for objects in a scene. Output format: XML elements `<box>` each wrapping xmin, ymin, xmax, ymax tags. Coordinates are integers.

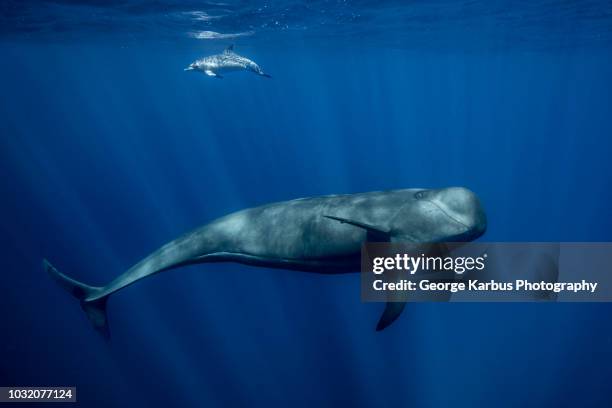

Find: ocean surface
<box><xmin>1</xmin><ymin>1</ymin><xmax>612</xmax><ymax>407</ymax></box>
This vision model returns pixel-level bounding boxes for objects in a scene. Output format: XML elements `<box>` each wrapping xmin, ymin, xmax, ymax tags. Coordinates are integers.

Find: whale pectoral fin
<box><xmin>323</xmin><ymin>215</ymin><xmax>390</xmax><ymax>242</ymax></box>
<box><xmin>376</xmin><ymin>268</ymin><xmax>408</xmax><ymax>331</ymax></box>
<box><xmin>377</xmin><ymin>301</ymin><xmax>406</xmax><ymax>331</ymax></box>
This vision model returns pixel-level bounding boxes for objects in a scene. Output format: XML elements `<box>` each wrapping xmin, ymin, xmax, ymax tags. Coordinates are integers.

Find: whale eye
<box><xmin>415</xmin><ymin>191</ymin><xmax>426</xmax><ymax>200</ymax></box>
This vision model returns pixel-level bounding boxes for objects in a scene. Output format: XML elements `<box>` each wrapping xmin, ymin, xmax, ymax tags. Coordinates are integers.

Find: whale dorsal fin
<box><xmin>323</xmin><ymin>215</ymin><xmax>390</xmax><ymax>242</ymax></box>
<box><xmin>224</xmin><ymin>44</ymin><xmax>234</xmax><ymax>54</ymax></box>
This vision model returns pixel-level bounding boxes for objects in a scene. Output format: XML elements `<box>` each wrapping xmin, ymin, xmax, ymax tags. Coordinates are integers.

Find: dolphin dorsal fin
<box><xmin>224</xmin><ymin>44</ymin><xmax>234</xmax><ymax>54</ymax></box>
<box><xmin>323</xmin><ymin>215</ymin><xmax>390</xmax><ymax>242</ymax></box>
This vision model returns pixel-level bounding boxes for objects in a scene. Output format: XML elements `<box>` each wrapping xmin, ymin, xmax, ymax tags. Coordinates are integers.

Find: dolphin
<box><xmin>44</xmin><ymin>187</ymin><xmax>486</xmax><ymax>337</ymax></box>
<box><xmin>184</xmin><ymin>45</ymin><xmax>271</xmax><ymax>79</ymax></box>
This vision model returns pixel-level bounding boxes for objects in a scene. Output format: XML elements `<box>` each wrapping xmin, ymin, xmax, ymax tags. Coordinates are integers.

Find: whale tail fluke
<box><xmin>43</xmin><ymin>259</ymin><xmax>110</xmax><ymax>339</ymax></box>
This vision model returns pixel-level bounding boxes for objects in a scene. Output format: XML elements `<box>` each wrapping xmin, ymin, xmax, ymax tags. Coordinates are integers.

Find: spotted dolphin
<box><xmin>184</xmin><ymin>45</ymin><xmax>271</xmax><ymax>79</ymax></box>
<box><xmin>44</xmin><ymin>187</ymin><xmax>486</xmax><ymax>337</ymax></box>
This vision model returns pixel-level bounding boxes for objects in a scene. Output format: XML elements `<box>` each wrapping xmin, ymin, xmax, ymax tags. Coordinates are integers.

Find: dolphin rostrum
<box><xmin>44</xmin><ymin>187</ymin><xmax>486</xmax><ymax>336</ymax></box>
<box><xmin>184</xmin><ymin>45</ymin><xmax>271</xmax><ymax>79</ymax></box>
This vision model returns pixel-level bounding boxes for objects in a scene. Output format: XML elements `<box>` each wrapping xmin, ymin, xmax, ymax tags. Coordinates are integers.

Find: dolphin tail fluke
<box><xmin>261</xmin><ymin>73</ymin><xmax>272</xmax><ymax>78</ymax></box>
<box><xmin>43</xmin><ymin>259</ymin><xmax>110</xmax><ymax>339</ymax></box>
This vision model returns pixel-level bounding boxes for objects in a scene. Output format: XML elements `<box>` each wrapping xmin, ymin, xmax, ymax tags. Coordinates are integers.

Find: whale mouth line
<box><xmin>423</xmin><ymin>199</ymin><xmax>471</xmax><ymax>232</ymax></box>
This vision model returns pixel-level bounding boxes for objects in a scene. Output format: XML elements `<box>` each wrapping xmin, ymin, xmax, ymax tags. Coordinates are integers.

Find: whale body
<box><xmin>184</xmin><ymin>45</ymin><xmax>270</xmax><ymax>78</ymax></box>
<box><xmin>44</xmin><ymin>187</ymin><xmax>486</xmax><ymax>336</ymax></box>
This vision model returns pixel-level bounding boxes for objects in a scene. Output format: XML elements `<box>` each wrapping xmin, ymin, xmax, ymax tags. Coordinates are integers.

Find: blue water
<box><xmin>2</xmin><ymin>1</ymin><xmax>612</xmax><ymax>407</ymax></box>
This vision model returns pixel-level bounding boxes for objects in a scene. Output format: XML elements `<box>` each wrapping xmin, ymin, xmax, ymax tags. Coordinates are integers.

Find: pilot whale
<box><xmin>44</xmin><ymin>187</ymin><xmax>486</xmax><ymax>336</ymax></box>
<box><xmin>184</xmin><ymin>45</ymin><xmax>271</xmax><ymax>79</ymax></box>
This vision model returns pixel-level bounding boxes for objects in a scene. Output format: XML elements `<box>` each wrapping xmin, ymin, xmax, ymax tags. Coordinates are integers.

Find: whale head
<box><xmin>392</xmin><ymin>187</ymin><xmax>487</xmax><ymax>243</ymax></box>
<box><xmin>184</xmin><ymin>63</ymin><xmax>196</xmax><ymax>71</ymax></box>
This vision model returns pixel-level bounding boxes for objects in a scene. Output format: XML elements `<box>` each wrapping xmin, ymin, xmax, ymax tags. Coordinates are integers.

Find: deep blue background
<box><xmin>2</xmin><ymin>1</ymin><xmax>612</xmax><ymax>406</ymax></box>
